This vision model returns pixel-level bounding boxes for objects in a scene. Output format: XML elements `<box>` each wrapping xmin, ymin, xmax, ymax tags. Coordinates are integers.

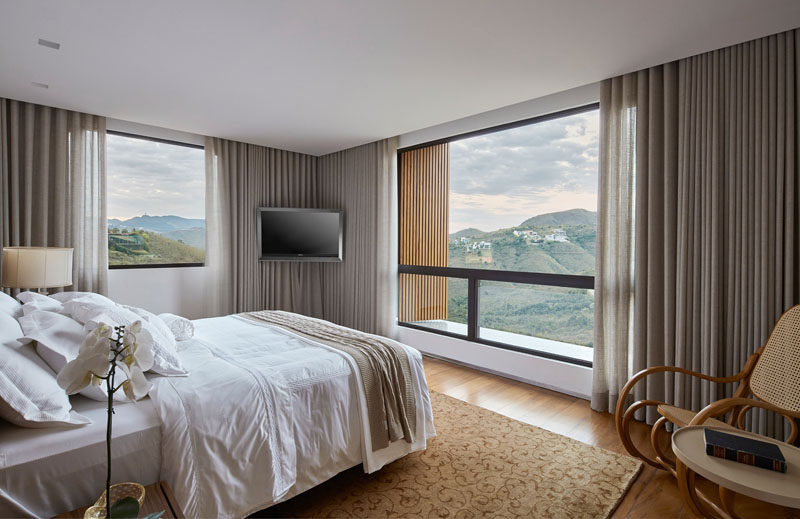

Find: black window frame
<box><xmin>397</xmin><ymin>103</ymin><xmax>600</xmax><ymax>368</ymax></box>
<box><xmin>106</xmin><ymin>130</ymin><xmax>206</xmax><ymax>270</ymax></box>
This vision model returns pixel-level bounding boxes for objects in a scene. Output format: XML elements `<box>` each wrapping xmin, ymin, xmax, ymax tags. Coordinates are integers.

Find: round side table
<box><xmin>672</xmin><ymin>425</ymin><xmax>800</xmax><ymax>518</ymax></box>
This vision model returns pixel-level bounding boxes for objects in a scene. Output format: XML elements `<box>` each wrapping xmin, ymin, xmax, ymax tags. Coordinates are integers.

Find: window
<box><xmin>106</xmin><ymin>132</ymin><xmax>205</xmax><ymax>268</ymax></box>
<box><xmin>398</xmin><ymin>104</ymin><xmax>598</xmax><ymax>365</ymax></box>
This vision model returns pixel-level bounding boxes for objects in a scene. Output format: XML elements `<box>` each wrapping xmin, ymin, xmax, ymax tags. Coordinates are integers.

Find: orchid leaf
<box><xmin>142</xmin><ymin>511</ymin><xmax>165</xmax><ymax>519</ymax></box>
<box><xmin>109</xmin><ymin>497</ymin><xmax>139</xmax><ymax>518</ymax></box>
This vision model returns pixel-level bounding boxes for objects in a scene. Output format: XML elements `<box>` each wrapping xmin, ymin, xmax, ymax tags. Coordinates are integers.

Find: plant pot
<box><xmin>83</xmin><ymin>483</ymin><xmax>145</xmax><ymax>518</ymax></box>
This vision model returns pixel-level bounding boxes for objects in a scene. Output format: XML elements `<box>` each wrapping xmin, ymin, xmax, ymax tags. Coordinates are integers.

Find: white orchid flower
<box><xmin>113</xmin><ymin>321</ymin><xmax>154</xmax><ymax>401</ymax></box>
<box><xmin>57</xmin><ymin>324</ymin><xmax>114</xmax><ymax>394</ymax></box>
<box><xmin>118</xmin><ymin>361</ymin><xmax>151</xmax><ymax>400</ymax></box>
<box><xmin>121</xmin><ymin>322</ymin><xmax>154</xmax><ymax>373</ymax></box>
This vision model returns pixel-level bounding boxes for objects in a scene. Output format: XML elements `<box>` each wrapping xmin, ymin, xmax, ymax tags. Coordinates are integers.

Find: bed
<box><xmin>0</xmin><ymin>299</ymin><xmax>435</xmax><ymax>518</ymax></box>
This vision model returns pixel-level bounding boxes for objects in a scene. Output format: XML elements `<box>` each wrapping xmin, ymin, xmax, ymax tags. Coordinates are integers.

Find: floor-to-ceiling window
<box><xmin>398</xmin><ymin>104</ymin><xmax>598</xmax><ymax>365</ymax></box>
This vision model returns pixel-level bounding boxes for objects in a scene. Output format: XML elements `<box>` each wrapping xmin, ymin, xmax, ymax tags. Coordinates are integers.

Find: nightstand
<box><xmin>55</xmin><ymin>481</ymin><xmax>184</xmax><ymax>518</ymax></box>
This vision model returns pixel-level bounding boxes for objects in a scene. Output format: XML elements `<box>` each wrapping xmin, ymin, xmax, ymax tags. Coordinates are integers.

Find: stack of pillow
<box><xmin>0</xmin><ymin>291</ymin><xmax>195</xmax><ymax>429</ymax></box>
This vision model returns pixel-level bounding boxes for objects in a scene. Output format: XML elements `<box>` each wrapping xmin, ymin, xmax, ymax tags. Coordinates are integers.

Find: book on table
<box><xmin>703</xmin><ymin>428</ymin><xmax>787</xmax><ymax>473</ymax></box>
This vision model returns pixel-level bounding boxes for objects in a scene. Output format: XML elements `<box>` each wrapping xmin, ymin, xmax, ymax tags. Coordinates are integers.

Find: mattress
<box><xmin>0</xmin><ymin>394</ymin><xmax>161</xmax><ymax>518</ymax></box>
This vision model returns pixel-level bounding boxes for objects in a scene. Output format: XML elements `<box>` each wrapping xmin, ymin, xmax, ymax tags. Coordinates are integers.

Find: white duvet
<box><xmin>149</xmin><ymin>315</ymin><xmax>435</xmax><ymax>519</ymax></box>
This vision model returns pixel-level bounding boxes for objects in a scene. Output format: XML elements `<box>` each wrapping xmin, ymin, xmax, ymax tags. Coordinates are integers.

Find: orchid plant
<box><xmin>57</xmin><ymin>321</ymin><xmax>155</xmax><ymax>519</ymax></box>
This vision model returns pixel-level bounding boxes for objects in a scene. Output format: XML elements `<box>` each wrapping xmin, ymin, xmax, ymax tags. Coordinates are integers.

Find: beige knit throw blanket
<box><xmin>242</xmin><ymin>310</ymin><xmax>416</xmax><ymax>451</ymax></box>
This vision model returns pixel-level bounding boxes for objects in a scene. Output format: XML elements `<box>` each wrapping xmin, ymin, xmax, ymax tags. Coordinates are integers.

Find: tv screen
<box><xmin>258</xmin><ymin>208</ymin><xmax>343</xmax><ymax>261</ymax></box>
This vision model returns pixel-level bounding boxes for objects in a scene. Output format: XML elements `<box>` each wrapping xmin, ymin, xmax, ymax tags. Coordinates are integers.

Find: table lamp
<box><xmin>1</xmin><ymin>246</ymin><xmax>74</xmax><ymax>294</ymax></box>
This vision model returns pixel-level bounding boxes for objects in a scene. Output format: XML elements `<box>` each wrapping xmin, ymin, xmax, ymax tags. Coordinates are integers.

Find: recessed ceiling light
<box><xmin>31</xmin><ymin>82</ymin><xmax>49</xmax><ymax>89</ymax></box>
<box><xmin>37</xmin><ymin>38</ymin><xmax>60</xmax><ymax>50</ymax></box>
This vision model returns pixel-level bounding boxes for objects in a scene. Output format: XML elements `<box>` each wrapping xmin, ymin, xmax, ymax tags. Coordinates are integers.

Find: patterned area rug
<box><xmin>263</xmin><ymin>391</ymin><xmax>642</xmax><ymax>518</ymax></box>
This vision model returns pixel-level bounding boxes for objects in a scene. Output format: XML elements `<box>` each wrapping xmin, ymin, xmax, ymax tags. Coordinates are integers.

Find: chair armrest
<box><xmin>690</xmin><ymin>397</ymin><xmax>799</xmax><ymax>443</ymax></box>
<box><xmin>614</xmin><ymin>347</ymin><xmax>763</xmax><ymax>427</ymax></box>
<box><xmin>691</xmin><ymin>397</ymin><xmax>798</xmax><ymax>424</ymax></box>
<box><xmin>615</xmin><ymin>366</ymin><xmax>747</xmax><ymax>426</ymax></box>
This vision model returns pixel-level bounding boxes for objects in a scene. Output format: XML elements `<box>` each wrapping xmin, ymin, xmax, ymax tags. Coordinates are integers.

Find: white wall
<box><xmin>108</xmin><ymin>267</ymin><xmax>206</xmax><ymax>319</ymax></box>
<box><xmin>397</xmin><ymin>326</ymin><xmax>592</xmax><ymax>399</ymax></box>
<box><xmin>106</xmin><ymin>119</ymin><xmax>208</xmax><ymax>318</ymax></box>
<box><xmin>106</xmin><ymin>118</ymin><xmax>205</xmax><ymax>146</ymax></box>
<box><xmin>396</xmin><ymin>81</ymin><xmax>601</xmax><ymax>398</ymax></box>
<box><xmin>398</xmin><ymin>82</ymin><xmax>599</xmax><ymax>149</ymax></box>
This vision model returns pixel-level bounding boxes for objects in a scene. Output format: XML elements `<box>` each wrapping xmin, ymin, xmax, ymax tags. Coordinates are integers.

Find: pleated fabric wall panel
<box><xmin>205</xmin><ymin>137</ymin><xmax>322</xmax><ymax>317</ymax></box>
<box><xmin>593</xmin><ymin>29</ymin><xmax>800</xmax><ymax>438</ymax></box>
<box><xmin>318</xmin><ymin>138</ymin><xmax>398</xmax><ymax>336</ymax></box>
<box><xmin>0</xmin><ymin>98</ymin><xmax>107</xmax><ymax>294</ymax></box>
<box><xmin>397</xmin><ymin>144</ymin><xmax>449</xmax><ymax>322</ymax></box>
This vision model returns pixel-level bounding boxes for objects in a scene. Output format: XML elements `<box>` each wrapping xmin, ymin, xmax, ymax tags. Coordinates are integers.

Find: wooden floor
<box><xmin>422</xmin><ymin>355</ymin><xmax>798</xmax><ymax>519</ymax></box>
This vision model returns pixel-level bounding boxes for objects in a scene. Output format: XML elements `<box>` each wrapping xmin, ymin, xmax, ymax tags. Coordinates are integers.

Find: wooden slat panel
<box><xmin>399</xmin><ymin>144</ymin><xmax>449</xmax><ymax>322</ymax></box>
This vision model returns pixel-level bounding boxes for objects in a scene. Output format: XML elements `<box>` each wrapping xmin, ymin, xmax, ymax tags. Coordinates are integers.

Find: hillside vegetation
<box><xmin>442</xmin><ymin>209</ymin><xmax>596</xmax><ymax>347</ymax></box>
<box><xmin>108</xmin><ymin>231</ymin><xmax>205</xmax><ymax>266</ymax></box>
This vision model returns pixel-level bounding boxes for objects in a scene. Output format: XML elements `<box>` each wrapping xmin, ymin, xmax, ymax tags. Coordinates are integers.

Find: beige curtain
<box><xmin>318</xmin><ymin>138</ymin><xmax>399</xmax><ymax>336</ymax></box>
<box><xmin>593</xmin><ymin>30</ymin><xmax>800</xmax><ymax>438</ymax></box>
<box><xmin>0</xmin><ymin>98</ymin><xmax>107</xmax><ymax>294</ymax></box>
<box><xmin>204</xmin><ymin>137</ymin><xmax>323</xmax><ymax>317</ymax></box>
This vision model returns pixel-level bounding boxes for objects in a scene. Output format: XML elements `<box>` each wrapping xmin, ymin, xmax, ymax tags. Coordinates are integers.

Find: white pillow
<box><xmin>124</xmin><ymin>305</ymin><xmax>181</xmax><ymax>343</ymax></box>
<box><xmin>18</xmin><ymin>310</ymin><xmax>109</xmax><ymax>402</ymax></box>
<box><xmin>81</xmin><ymin>303</ymin><xmax>187</xmax><ymax>377</ymax></box>
<box><xmin>0</xmin><ymin>292</ymin><xmax>22</xmax><ymax>318</ymax></box>
<box><xmin>17</xmin><ymin>291</ymin><xmax>64</xmax><ymax>315</ymax></box>
<box><xmin>158</xmin><ymin>313</ymin><xmax>195</xmax><ymax>341</ymax></box>
<box><xmin>51</xmin><ymin>291</ymin><xmax>116</xmax><ymax>306</ymax></box>
<box><xmin>62</xmin><ymin>296</ymin><xmax>118</xmax><ymax>324</ymax></box>
<box><xmin>0</xmin><ymin>313</ymin><xmax>91</xmax><ymax>427</ymax></box>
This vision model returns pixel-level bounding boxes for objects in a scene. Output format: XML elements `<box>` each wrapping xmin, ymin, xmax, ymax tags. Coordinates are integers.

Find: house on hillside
<box><xmin>514</xmin><ymin>229</ymin><xmax>542</xmax><ymax>244</ymax></box>
<box><xmin>544</xmin><ymin>229</ymin><xmax>569</xmax><ymax>242</ymax></box>
<box><xmin>465</xmin><ymin>241</ymin><xmax>491</xmax><ymax>252</ymax></box>
<box><xmin>108</xmin><ymin>233</ymin><xmax>146</xmax><ymax>251</ymax></box>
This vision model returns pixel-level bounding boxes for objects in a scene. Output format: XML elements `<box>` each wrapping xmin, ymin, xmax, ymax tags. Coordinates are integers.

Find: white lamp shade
<box><xmin>1</xmin><ymin>247</ymin><xmax>73</xmax><ymax>289</ymax></box>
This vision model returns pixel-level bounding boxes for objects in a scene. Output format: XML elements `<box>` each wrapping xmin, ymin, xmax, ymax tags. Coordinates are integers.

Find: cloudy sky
<box><xmin>449</xmin><ymin>109</ymin><xmax>598</xmax><ymax>233</ymax></box>
<box><xmin>106</xmin><ymin>134</ymin><xmax>205</xmax><ymax>221</ymax></box>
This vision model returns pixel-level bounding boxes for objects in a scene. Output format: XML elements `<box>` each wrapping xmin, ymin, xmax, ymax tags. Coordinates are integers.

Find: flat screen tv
<box><xmin>257</xmin><ymin>208</ymin><xmax>343</xmax><ymax>262</ymax></box>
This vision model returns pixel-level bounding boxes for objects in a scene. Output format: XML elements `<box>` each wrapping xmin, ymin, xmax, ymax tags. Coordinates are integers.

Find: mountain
<box><xmin>519</xmin><ymin>208</ymin><xmax>596</xmax><ymax>228</ymax></box>
<box><xmin>448</xmin><ymin>227</ymin><xmax>485</xmax><ymax>240</ymax></box>
<box><xmin>108</xmin><ymin>215</ymin><xmax>205</xmax><ymax>234</ymax></box>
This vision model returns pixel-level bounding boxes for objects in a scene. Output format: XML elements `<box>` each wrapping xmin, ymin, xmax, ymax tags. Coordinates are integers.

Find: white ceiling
<box><xmin>1</xmin><ymin>1</ymin><xmax>798</xmax><ymax>156</ymax></box>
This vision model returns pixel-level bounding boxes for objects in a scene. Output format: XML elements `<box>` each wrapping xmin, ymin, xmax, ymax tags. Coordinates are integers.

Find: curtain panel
<box><xmin>206</xmin><ymin>135</ymin><xmax>399</xmax><ymax>335</ymax></box>
<box><xmin>0</xmin><ymin>98</ymin><xmax>107</xmax><ymax>294</ymax></box>
<box><xmin>593</xmin><ymin>30</ymin><xmax>800</xmax><ymax>438</ymax></box>
<box><xmin>204</xmin><ymin>137</ymin><xmax>323</xmax><ymax>317</ymax></box>
<box><xmin>318</xmin><ymin>138</ymin><xmax>399</xmax><ymax>337</ymax></box>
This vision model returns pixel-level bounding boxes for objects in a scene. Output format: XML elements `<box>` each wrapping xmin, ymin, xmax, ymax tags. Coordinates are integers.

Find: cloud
<box><xmin>107</xmin><ymin>134</ymin><xmax>205</xmax><ymax>220</ymax></box>
<box><xmin>448</xmin><ymin>110</ymin><xmax>598</xmax><ymax>232</ymax></box>
<box><xmin>450</xmin><ymin>190</ymin><xmax>597</xmax><ymax>233</ymax></box>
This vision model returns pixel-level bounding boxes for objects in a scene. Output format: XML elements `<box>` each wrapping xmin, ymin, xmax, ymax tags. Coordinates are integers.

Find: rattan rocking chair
<box><xmin>615</xmin><ymin>304</ymin><xmax>800</xmax><ymax>475</ymax></box>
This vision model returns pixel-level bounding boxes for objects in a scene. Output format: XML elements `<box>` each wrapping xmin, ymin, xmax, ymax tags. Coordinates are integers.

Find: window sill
<box><xmin>108</xmin><ymin>263</ymin><xmax>204</xmax><ymax>270</ymax></box>
<box><xmin>399</xmin><ymin>321</ymin><xmax>592</xmax><ymax>367</ymax></box>
<box><xmin>396</xmin><ymin>325</ymin><xmax>593</xmax><ymax>399</ymax></box>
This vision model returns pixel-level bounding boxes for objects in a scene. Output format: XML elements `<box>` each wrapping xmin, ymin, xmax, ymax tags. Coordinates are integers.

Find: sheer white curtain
<box><xmin>204</xmin><ymin>138</ymin><xmax>232</xmax><ymax>316</ymax></box>
<box><xmin>591</xmin><ymin>77</ymin><xmax>637</xmax><ymax>414</ymax></box>
<box><xmin>0</xmin><ymin>98</ymin><xmax>107</xmax><ymax>294</ymax></box>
